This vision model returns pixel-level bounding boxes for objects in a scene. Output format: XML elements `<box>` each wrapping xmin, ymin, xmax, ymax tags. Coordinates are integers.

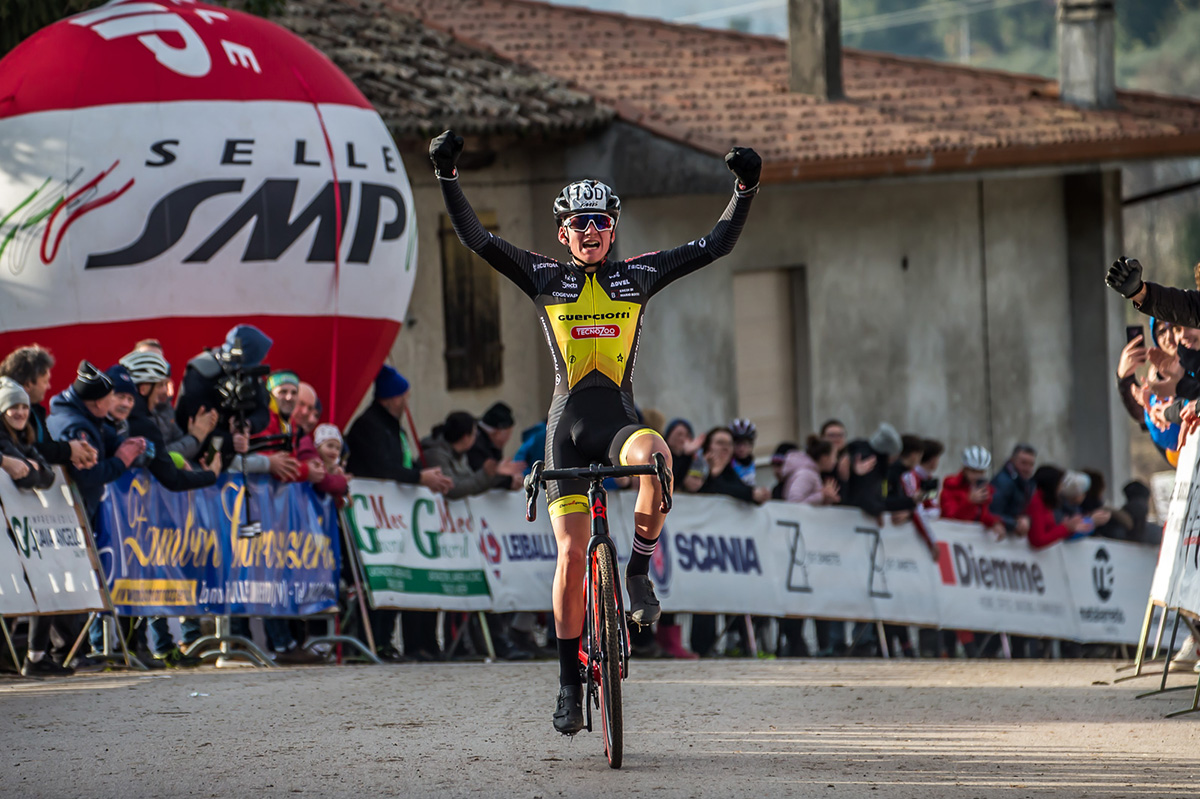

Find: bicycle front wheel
<box><xmin>593</xmin><ymin>541</ymin><xmax>623</xmax><ymax>769</ymax></box>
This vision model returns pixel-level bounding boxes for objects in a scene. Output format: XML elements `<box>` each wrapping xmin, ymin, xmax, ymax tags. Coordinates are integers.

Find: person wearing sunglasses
<box><xmin>430</xmin><ymin>129</ymin><xmax>760</xmax><ymax>735</ymax></box>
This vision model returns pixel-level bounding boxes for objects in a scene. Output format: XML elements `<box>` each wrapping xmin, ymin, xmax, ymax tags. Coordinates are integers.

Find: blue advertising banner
<box><xmin>94</xmin><ymin>470</ymin><xmax>339</xmax><ymax>617</ymax></box>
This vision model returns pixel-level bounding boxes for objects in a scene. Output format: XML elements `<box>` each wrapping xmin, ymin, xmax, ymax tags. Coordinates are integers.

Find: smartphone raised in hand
<box><xmin>1126</xmin><ymin>324</ymin><xmax>1145</xmax><ymax>344</ymax></box>
<box><xmin>202</xmin><ymin>435</ymin><xmax>225</xmax><ymax>467</ymax></box>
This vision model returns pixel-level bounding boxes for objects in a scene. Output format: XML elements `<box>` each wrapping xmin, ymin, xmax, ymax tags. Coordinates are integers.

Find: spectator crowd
<box><xmin>0</xmin><ymin>317</ymin><xmax>1167</xmax><ymax>676</ymax></box>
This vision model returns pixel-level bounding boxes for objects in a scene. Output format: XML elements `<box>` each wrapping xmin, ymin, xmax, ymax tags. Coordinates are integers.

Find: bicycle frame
<box><xmin>583</xmin><ymin>478</ymin><xmax>630</xmax><ymax>685</ymax></box>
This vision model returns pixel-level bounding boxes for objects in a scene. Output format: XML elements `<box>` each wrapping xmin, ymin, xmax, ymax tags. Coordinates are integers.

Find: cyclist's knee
<box><xmin>619</xmin><ymin>428</ymin><xmax>670</xmax><ymax>468</ymax></box>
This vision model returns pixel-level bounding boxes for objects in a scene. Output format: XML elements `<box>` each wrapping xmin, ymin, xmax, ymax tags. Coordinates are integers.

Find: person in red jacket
<box><xmin>940</xmin><ymin>445</ymin><xmax>1006</xmax><ymax>539</ymax></box>
<box><xmin>1026</xmin><ymin>465</ymin><xmax>1091</xmax><ymax>549</ymax></box>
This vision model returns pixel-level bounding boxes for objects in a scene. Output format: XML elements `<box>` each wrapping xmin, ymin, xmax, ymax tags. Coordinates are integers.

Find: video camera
<box><xmin>212</xmin><ymin>337</ymin><xmax>270</xmax><ymax>418</ymax></box>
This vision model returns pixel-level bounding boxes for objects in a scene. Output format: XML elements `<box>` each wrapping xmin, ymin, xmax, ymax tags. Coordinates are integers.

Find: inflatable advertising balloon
<box><xmin>0</xmin><ymin>0</ymin><xmax>416</xmax><ymax>425</ymax></box>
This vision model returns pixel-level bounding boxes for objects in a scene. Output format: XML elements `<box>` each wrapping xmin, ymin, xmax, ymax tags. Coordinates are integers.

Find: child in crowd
<box><xmin>0</xmin><ymin>377</ymin><xmax>55</xmax><ymax>490</ymax></box>
<box><xmin>301</xmin><ymin>423</ymin><xmax>349</xmax><ymax>502</ymax></box>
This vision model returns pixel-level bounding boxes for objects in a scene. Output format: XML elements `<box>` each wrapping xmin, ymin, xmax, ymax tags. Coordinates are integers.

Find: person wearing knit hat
<box><xmin>105</xmin><ymin>364</ymin><xmax>138</xmax><ymax>429</ymax></box>
<box><xmin>73</xmin><ymin>360</ymin><xmax>113</xmax><ymax>402</ymax></box>
<box><xmin>374</xmin><ymin>365</ymin><xmax>410</xmax><ymax>400</ymax></box>
<box><xmin>0</xmin><ymin>376</ymin><xmax>28</xmax><ymax>418</ymax></box>
<box><xmin>259</xmin><ymin>370</ymin><xmax>301</xmax><ymax>446</ymax></box>
<box><xmin>266</xmin><ymin>370</ymin><xmax>299</xmax><ymax>394</ymax></box>
<box><xmin>868</xmin><ymin>423</ymin><xmax>903</xmax><ymax>459</ymax></box>
<box><xmin>312</xmin><ymin>423</ymin><xmax>344</xmax><ymax>465</ymax></box>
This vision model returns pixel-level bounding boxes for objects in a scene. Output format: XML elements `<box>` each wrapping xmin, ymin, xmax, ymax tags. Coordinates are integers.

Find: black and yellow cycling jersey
<box><xmin>439</xmin><ymin>176</ymin><xmax>755</xmax><ymax>511</ymax></box>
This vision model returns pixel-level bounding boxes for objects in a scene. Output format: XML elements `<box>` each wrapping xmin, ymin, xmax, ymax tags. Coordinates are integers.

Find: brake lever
<box><xmin>524</xmin><ymin>461</ymin><xmax>544</xmax><ymax>522</ymax></box>
<box><xmin>654</xmin><ymin>452</ymin><xmax>673</xmax><ymax>514</ymax></box>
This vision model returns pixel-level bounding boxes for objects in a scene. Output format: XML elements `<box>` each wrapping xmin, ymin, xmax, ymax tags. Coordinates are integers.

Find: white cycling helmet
<box><xmin>962</xmin><ymin>445</ymin><xmax>992</xmax><ymax>471</ymax></box>
<box><xmin>553</xmin><ymin>179</ymin><xmax>621</xmax><ymax>222</ymax></box>
<box><xmin>120</xmin><ymin>350</ymin><xmax>170</xmax><ymax>385</ymax></box>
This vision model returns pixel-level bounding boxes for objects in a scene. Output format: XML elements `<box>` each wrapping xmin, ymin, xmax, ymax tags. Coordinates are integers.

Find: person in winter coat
<box><xmin>0</xmin><ymin>378</ymin><xmax>55</xmax><ymax>491</ymax></box>
<box><xmin>47</xmin><ymin>361</ymin><xmax>145</xmax><ymax>521</ymax></box>
<box><xmin>0</xmin><ymin>345</ymin><xmax>97</xmax><ymax>471</ymax></box>
<box><xmin>781</xmin><ymin>435</ymin><xmax>840</xmax><ymax>505</ymax></box>
<box><xmin>1026</xmin><ymin>466</ymin><xmax>1091</xmax><ymax>549</ymax></box>
<box><xmin>310</xmin><ymin>424</ymin><xmax>350</xmax><ymax>498</ymax></box>
<box><xmin>421</xmin><ymin>411</ymin><xmax>514</xmax><ymax>500</ymax></box>
<box><xmin>842</xmin><ymin>423</ymin><xmax>915</xmax><ymax>521</ymax></box>
<box><xmin>940</xmin><ymin>446</ymin><xmax>1006</xmax><ymax>538</ymax></box>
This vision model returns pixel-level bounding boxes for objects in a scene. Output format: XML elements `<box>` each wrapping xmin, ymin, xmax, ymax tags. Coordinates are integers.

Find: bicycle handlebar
<box><xmin>523</xmin><ymin>454</ymin><xmax>673</xmax><ymax>522</ymax></box>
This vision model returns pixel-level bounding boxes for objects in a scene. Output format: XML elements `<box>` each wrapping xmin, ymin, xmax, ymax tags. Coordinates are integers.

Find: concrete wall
<box><xmin>372</xmin><ymin>138</ymin><xmax>1118</xmax><ymax>483</ymax></box>
<box><xmin>613</xmin><ymin>175</ymin><xmax>1080</xmax><ymax>473</ymax></box>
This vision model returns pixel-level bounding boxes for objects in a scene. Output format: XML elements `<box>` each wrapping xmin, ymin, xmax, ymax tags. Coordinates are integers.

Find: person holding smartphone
<box><xmin>939</xmin><ymin>446</ymin><xmax>1007</xmax><ymax>539</ymax></box>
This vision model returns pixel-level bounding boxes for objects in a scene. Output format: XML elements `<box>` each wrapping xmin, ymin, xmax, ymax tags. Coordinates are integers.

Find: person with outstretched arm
<box><xmin>431</xmin><ymin>129</ymin><xmax>759</xmax><ymax>735</ymax></box>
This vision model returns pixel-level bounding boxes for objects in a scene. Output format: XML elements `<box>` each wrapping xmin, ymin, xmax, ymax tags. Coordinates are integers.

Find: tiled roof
<box><xmin>276</xmin><ymin>0</ymin><xmax>613</xmax><ymax>139</ymax></box>
<box><xmin>381</xmin><ymin>0</ymin><xmax>1200</xmax><ymax>181</ymax></box>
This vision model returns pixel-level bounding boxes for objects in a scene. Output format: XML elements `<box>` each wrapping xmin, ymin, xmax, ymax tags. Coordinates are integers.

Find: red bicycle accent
<box><xmin>591</xmin><ymin>498</ymin><xmax>606</xmax><ymax>520</ymax></box>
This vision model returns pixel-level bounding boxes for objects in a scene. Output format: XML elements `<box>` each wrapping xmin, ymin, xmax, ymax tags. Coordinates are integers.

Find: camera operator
<box><xmin>175</xmin><ymin>325</ymin><xmax>273</xmax><ymax>461</ymax></box>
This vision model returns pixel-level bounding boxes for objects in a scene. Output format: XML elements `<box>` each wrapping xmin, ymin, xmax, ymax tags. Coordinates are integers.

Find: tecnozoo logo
<box><xmin>571</xmin><ymin>325</ymin><xmax>619</xmax><ymax>339</ymax></box>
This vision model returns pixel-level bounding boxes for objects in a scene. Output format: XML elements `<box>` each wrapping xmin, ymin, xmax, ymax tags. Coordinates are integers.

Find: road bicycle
<box><xmin>524</xmin><ymin>453</ymin><xmax>672</xmax><ymax>769</ymax></box>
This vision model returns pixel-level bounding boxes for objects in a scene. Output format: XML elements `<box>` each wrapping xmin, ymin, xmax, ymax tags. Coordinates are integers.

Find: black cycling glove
<box><xmin>1106</xmin><ymin>256</ymin><xmax>1144</xmax><ymax>299</ymax></box>
<box><xmin>725</xmin><ymin>146</ymin><xmax>761</xmax><ymax>191</ymax></box>
<box><xmin>430</xmin><ymin>130</ymin><xmax>464</xmax><ymax>178</ymax></box>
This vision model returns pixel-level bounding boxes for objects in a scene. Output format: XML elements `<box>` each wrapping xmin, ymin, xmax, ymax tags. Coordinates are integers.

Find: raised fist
<box><xmin>429</xmin><ymin>130</ymin><xmax>464</xmax><ymax>177</ymax></box>
<box><xmin>1106</xmin><ymin>256</ymin><xmax>1144</xmax><ymax>300</ymax></box>
<box><xmin>725</xmin><ymin>146</ymin><xmax>761</xmax><ymax>190</ymax></box>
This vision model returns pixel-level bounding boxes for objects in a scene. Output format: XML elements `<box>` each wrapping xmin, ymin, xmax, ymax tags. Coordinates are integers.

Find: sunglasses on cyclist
<box><xmin>562</xmin><ymin>213</ymin><xmax>615</xmax><ymax>233</ymax></box>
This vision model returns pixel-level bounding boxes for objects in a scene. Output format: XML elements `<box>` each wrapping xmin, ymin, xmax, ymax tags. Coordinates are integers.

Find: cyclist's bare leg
<box><xmin>622</xmin><ymin>434</ymin><xmax>673</xmax><ymax>543</ymax></box>
<box><xmin>620</xmin><ymin>433</ymin><xmax>672</xmax><ymax>626</ymax></box>
<box><xmin>551</xmin><ymin>509</ymin><xmax>589</xmax><ymax>734</ymax></box>
<box><xmin>551</xmin><ymin>511</ymin><xmax>590</xmax><ymax>640</ymax></box>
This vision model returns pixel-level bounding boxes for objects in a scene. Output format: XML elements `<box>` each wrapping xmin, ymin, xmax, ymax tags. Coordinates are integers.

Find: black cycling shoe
<box><xmin>626</xmin><ymin>574</ymin><xmax>661</xmax><ymax>627</ymax></box>
<box><xmin>553</xmin><ymin>685</ymin><xmax>585</xmax><ymax>735</ymax></box>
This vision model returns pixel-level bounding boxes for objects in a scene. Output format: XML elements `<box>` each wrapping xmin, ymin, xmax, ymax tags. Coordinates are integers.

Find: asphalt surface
<box><xmin>2</xmin><ymin>658</ymin><xmax>1199</xmax><ymax>798</ymax></box>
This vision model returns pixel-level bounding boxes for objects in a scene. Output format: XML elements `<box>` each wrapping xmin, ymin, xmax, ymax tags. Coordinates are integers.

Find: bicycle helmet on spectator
<box><xmin>729</xmin><ymin>418</ymin><xmax>757</xmax><ymax>441</ymax></box>
<box><xmin>120</xmin><ymin>350</ymin><xmax>170</xmax><ymax>385</ymax></box>
<box><xmin>962</xmin><ymin>445</ymin><xmax>992</xmax><ymax>471</ymax></box>
<box><xmin>553</xmin><ymin>180</ymin><xmax>621</xmax><ymax>223</ymax></box>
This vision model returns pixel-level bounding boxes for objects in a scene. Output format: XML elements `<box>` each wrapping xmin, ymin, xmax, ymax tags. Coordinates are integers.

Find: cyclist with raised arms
<box><xmin>430</xmin><ymin>130</ymin><xmax>761</xmax><ymax>735</ymax></box>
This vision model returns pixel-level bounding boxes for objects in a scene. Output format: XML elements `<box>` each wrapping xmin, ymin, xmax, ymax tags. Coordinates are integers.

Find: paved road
<box><xmin>2</xmin><ymin>659</ymin><xmax>1198</xmax><ymax>798</ymax></box>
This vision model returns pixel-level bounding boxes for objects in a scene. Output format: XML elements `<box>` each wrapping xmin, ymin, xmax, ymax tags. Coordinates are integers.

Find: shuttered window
<box><xmin>440</xmin><ymin>212</ymin><xmax>503</xmax><ymax>390</ymax></box>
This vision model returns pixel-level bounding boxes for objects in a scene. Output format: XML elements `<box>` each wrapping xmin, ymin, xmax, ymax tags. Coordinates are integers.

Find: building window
<box><xmin>440</xmin><ymin>211</ymin><xmax>503</xmax><ymax>390</ymax></box>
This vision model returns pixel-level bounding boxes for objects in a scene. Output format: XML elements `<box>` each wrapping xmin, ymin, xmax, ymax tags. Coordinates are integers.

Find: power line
<box><xmin>844</xmin><ymin>0</ymin><xmax>1043</xmax><ymax>34</ymax></box>
<box><xmin>671</xmin><ymin>0</ymin><xmax>1044</xmax><ymax>33</ymax></box>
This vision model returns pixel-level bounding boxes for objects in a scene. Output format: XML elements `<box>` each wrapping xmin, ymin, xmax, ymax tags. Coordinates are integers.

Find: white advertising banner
<box><xmin>343</xmin><ymin>479</ymin><xmax>490</xmax><ymax>611</ymax></box>
<box><xmin>0</xmin><ymin>468</ymin><xmax>104</xmax><ymax>614</ymax></box>
<box><xmin>1149</xmin><ymin>436</ymin><xmax>1197</xmax><ymax>604</ymax></box>
<box><xmin>931</xmin><ymin>523</ymin><xmax>1076</xmax><ymax>638</ymax></box>
<box><xmin>341</xmin><ymin>481</ymin><xmax>1156</xmax><ymax>642</ymax></box>
<box><xmin>0</xmin><ymin>517</ymin><xmax>37</xmax><ymax>615</ymax></box>
<box><xmin>1061</xmin><ymin>537</ymin><xmax>1158</xmax><ymax>644</ymax></box>
<box><xmin>472</xmin><ymin>491</ymin><xmax>558</xmax><ymax>613</ymax></box>
<box><xmin>647</xmin><ymin>493</ymin><xmax>788</xmax><ymax>615</ymax></box>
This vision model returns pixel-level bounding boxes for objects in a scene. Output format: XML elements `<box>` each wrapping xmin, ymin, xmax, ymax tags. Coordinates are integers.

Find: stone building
<box><xmin>289</xmin><ymin>0</ymin><xmax>1200</xmax><ymax>485</ymax></box>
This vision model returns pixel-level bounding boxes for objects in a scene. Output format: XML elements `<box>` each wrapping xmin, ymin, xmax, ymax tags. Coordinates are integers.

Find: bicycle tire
<box><xmin>593</xmin><ymin>542</ymin><xmax>623</xmax><ymax>769</ymax></box>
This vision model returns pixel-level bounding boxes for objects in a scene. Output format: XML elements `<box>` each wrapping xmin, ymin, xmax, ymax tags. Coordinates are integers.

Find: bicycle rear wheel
<box><xmin>592</xmin><ymin>541</ymin><xmax>623</xmax><ymax>769</ymax></box>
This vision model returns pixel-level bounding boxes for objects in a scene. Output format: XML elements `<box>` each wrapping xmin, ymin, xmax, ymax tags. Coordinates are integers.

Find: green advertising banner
<box><xmin>343</xmin><ymin>479</ymin><xmax>490</xmax><ymax>611</ymax></box>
